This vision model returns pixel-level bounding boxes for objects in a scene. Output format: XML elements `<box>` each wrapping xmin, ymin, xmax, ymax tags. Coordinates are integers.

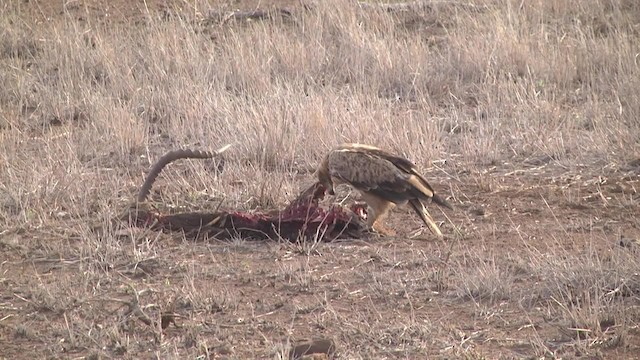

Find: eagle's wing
<box><xmin>374</xmin><ymin>149</ymin><xmax>453</xmax><ymax>210</ymax></box>
<box><xmin>327</xmin><ymin>146</ymin><xmax>436</xmax><ymax>205</ymax></box>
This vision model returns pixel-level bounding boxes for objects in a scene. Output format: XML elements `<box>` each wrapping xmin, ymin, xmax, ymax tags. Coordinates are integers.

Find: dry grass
<box><xmin>1</xmin><ymin>0</ymin><xmax>639</xmax><ymax>358</ymax></box>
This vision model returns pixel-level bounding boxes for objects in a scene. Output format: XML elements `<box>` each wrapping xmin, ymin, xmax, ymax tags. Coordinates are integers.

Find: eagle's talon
<box><xmin>372</xmin><ymin>223</ymin><xmax>397</xmax><ymax>237</ymax></box>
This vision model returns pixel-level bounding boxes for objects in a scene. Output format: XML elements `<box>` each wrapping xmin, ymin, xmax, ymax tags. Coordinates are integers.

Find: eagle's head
<box><xmin>315</xmin><ymin>155</ymin><xmax>335</xmax><ymax>195</ymax></box>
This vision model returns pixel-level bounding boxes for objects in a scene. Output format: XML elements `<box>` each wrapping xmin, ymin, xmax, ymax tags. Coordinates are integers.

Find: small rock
<box><xmin>289</xmin><ymin>338</ymin><xmax>335</xmax><ymax>360</ymax></box>
<box><xmin>619</xmin><ymin>237</ymin><xmax>640</xmax><ymax>251</ymax></box>
<box><xmin>301</xmin><ymin>354</ymin><xmax>329</xmax><ymax>360</ymax></box>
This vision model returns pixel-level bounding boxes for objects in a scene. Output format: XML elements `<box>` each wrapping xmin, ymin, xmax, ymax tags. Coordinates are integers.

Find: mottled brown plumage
<box><xmin>316</xmin><ymin>143</ymin><xmax>452</xmax><ymax>237</ymax></box>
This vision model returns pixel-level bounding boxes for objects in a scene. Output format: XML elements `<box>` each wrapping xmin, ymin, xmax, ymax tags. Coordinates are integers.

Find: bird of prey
<box><xmin>315</xmin><ymin>143</ymin><xmax>453</xmax><ymax>237</ymax></box>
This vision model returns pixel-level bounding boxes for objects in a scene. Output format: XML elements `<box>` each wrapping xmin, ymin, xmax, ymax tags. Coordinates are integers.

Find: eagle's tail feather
<box><xmin>409</xmin><ymin>199</ymin><xmax>443</xmax><ymax>238</ymax></box>
<box><xmin>431</xmin><ymin>193</ymin><xmax>454</xmax><ymax>210</ymax></box>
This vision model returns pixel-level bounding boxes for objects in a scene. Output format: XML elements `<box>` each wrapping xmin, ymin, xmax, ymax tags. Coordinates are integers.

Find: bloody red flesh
<box><xmin>127</xmin><ymin>182</ymin><xmax>368</xmax><ymax>242</ymax></box>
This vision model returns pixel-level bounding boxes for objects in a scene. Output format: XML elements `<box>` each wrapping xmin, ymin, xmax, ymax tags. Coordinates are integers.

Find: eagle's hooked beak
<box><xmin>315</xmin><ymin>169</ymin><xmax>334</xmax><ymax>196</ymax></box>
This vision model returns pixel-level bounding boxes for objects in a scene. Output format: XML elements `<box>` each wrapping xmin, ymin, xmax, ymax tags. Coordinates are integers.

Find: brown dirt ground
<box><xmin>2</xmin><ymin>1</ymin><xmax>640</xmax><ymax>359</ymax></box>
<box><xmin>21</xmin><ymin>0</ymin><xmax>304</xmax><ymax>24</ymax></box>
<box><xmin>2</xmin><ymin>160</ymin><xmax>639</xmax><ymax>358</ymax></box>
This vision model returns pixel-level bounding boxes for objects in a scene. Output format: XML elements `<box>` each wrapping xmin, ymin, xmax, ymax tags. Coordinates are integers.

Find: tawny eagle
<box><xmin>315</xmin><ymin>143</ymin><xmax>452</xmax><ymax>237</ymax></box>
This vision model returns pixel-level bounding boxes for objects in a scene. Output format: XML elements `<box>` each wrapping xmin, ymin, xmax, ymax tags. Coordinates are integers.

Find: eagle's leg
<box><xmin>362</xmin><ymin>194</ymin><xmax>397</xmax><ymax>236</ymax></box>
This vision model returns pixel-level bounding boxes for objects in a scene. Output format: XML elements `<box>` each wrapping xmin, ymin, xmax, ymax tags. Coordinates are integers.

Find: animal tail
<box><xmin>136</xmin><ymin>144</ymin><xmax>232</xmax><ymax>203</ymax></box>
<box><xmin>408</xmin><ymin>199</ymin><xmax>443</xmax><ymax>238</ymax></box>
